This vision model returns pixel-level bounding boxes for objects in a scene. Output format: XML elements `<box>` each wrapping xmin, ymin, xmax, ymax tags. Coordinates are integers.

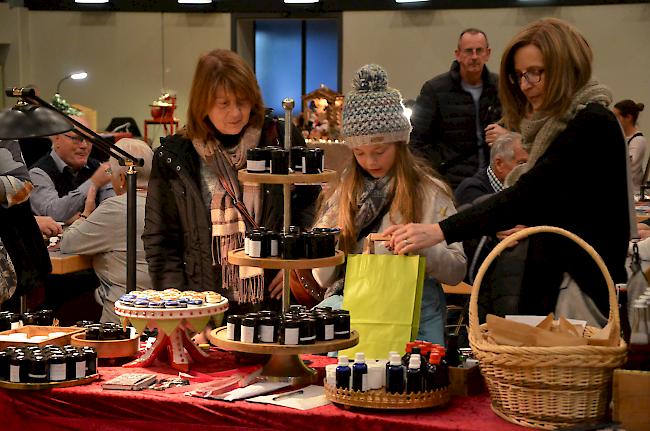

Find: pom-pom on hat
<box><xmin>342</xmin><ymin>64</ymin><xmax>411</xmax><ymax>148</ymax></box>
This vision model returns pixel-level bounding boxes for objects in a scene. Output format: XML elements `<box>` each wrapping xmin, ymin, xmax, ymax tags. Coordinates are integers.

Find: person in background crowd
<box><xmin>455</xmin><ymin>132</ymin><xmax>528</xmax><ymax>207</ymax></box>
<box><xmin>143</xmin><ymin>49</ymin><xmax>319</xmax><ymax>332</ymax></box>
<box><xmin>613</xmin><ymin>99</ymin><xmax>646</xmax><ymax>189</ymax></box>
<box><xmin>386</xmin><ymin>18</ymin><xmax>630</xmax><ymax>324</ymax></box>
<box><xmin>311</xmin><ymin>64</ymin><xmax>466</xmax><ymax>344</ymax></box>
<box><xmin>0</xmin><ymin>139</ymin><xmax>52</xmax><ymax>311</ymax></box>
<box><xmin>61</xmin><ymin>139</ymin><xmax>154</xmax><ymax>323</ymax></box>
<box><xmin>29</xmin><ymin>115</ymin><xmax>114</xmax><ymax>223</ymax></box>
<box><xmin>410</xmin><ymin>28</ymin><xmax>501</xmax><ymax>189</ymax></box>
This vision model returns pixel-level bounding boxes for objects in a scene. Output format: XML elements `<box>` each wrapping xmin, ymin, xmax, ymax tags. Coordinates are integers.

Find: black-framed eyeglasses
<box><xmin>63</xmin><ymin>133</ymin><xmax>86</xmax><ymax>144</ymax></box>
<box><xmin>461</xmin><ymin>47</ymin><xmax>487</xmax><ymax>56</ymax></box>
<box><xmin>508</xmin><ymin>68</ymin><xmax>544</xmax><ymax>85</ymax></box>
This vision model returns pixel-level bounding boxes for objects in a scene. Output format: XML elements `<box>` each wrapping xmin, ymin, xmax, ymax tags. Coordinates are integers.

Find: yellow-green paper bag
<box><xmin>340</xmin><ymin>253</ymin><xmax>425</xmax><ymax>360</ymax></box>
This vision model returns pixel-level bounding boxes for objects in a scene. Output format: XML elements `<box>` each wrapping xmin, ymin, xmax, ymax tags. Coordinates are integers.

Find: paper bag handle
<box><xmin>363</xmin><ymin>233</ymin><xmax>391</xmax><ymax>255</ymax></box>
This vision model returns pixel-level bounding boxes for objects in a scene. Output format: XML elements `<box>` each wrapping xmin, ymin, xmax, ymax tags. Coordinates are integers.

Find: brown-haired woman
<box><xmin>387</xmin><ymin>18</ymin><xmax>630</xmax><ymax>324</ymax></box>
<box><xmin>613</xmin><ymin>99</ymin><xmax>646</xmax><ymax>188</ymax></box>
<box><xmin>143</xmin><ymin>49</ymin><xmax>319</xmax><ymax>317</ymax></box>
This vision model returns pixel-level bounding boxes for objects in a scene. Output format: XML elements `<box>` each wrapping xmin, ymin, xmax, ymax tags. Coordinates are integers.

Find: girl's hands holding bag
<box><xmin>384</xmin><ymin>223</ymin><xmax>445</xmax><ymax>254</ymax></box>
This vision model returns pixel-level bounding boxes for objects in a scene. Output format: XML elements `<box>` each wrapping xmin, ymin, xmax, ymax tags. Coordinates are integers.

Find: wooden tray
<box><xmin>71</xmin><ymin>333</ymin><xmax>140</xmax><ymax>359</ymax></box>
<box><xmin>238</xmin><ymin>169</ymin><xmax>338</xmax><ymax>184</ymax></box>
<box><xmin>0</xmin><ymin>373</ymin><xmax>100</xmax><ymax>391</ymax></box>
<box><xmin>0</xmin><ymin>326</ymin><xmax>85</xmax><ymax>349</ymax></box>
<box><xmin>324</xmin><ymin>384</ymin><xmax>450</xmax><ymax>410</ymax></box>
<box><xmin>209</xmin><ymin>326</ymin><xmax>359</xmax><ymax>355</ymax></box>
<box><xmin>228</xmin><ymin>249</ymin><xmax>345</xmax><ymax>270</ymax></box>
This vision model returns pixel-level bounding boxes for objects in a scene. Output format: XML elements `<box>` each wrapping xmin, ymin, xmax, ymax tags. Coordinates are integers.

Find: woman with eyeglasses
<box><xmin>385</xmin><ymin>18</ymin><xmax>630</xmax><ymax>320</ymax></box>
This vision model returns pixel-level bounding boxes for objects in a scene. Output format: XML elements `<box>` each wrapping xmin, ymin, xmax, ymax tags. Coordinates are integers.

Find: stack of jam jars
<box><xmin>247</xmin><ymin>146</ymin><xmax>324</xmax><ymax>175</ymax></box>
<box><xmin>225</xmin><ymin>306</ymin><xmax>350</xmax><ymax>345</ymax></box>
<box><xmin>0</xmin><ymin>345</ymin><xmax>98</xmax><ymax>384</ymax></box>
<box><xmin>244</xmin><ymin>226</ymin><xmax>339</xmax><ymax>259</ymax></box>
<box><xmin>77</xmin><ymin>321</ymin><xmax>133</xmax><ymax>341</ymax></box>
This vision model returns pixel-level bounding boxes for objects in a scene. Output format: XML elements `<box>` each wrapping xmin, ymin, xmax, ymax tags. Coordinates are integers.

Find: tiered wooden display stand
<box><xmin>209</xmin><ymin>98</ymin><xmax>358</xmax><ymax>385</ymax></box>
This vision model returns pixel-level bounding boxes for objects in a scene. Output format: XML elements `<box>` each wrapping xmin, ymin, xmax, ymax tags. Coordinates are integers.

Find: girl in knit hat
<box><xmin>311</xmin><ymin>64</ymin><xmax>467</xmax><ymax>344</ymax></box>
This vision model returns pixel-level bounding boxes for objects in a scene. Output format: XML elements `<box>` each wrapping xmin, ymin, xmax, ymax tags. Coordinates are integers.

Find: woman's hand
<box><xmin>384</xmin><ymin>223</ymin><xmax>445</xmax><ymax>254</ymax></box>
<box><xmin>35</xmin><ymin>216</ymin><xmax>62</xmax><ymax>237</ymax></box>
<box><xmin>484</xmin><ymin>123</ymin><xmax>508</xmax><ymax>146</ymax></box>
<box><xmin>496</xmin><ymin>224</ymin><xmax>527</xmax><ymax>247</ymax></box>
<box><xmin>268</xmin><ymin>271</ymin><xmax>284</xmax><ymax>300</ymax></box>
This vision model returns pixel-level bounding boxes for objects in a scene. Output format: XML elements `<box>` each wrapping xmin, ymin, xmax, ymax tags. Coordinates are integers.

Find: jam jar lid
<box><xmin>281</xmin><ymin>318</ymin><xmax>301</xmax><ymax>328</ymax></box>
<box><xmin>226</xmin><ymin>314</ymin><xmax>243</xmax><ymax>324</ymax></box>
<box><xmin>258</xmin><ymin>316</ymin><xmax>277</xmax><ymax>326</ymax></box>
<box><xmin>241</xmin><ymin>316</ymin><xmax>258</xmax><ymax>326</ymax></box>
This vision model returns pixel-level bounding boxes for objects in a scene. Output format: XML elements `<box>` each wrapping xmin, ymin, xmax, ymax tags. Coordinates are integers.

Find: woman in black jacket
<box><xmin>386</xmin><ymin>18</ymin><xmax>630</xmax><ymax>320</ymax></box>
<box><xmin>143</xmin><ymin>49</ymin><xmax>318</xmax><ymax>315</ymax></box>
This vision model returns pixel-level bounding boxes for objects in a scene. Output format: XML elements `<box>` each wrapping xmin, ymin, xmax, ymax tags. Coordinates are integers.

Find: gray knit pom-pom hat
<box><xmin>342</xmin><ymin>64</ymin><xmax>411</xmax><ymax>147</ymax></box>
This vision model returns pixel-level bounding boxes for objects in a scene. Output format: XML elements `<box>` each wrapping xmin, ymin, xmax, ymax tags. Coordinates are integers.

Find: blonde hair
<box><xmin>500</xmin><ymin>18</ymin><xmax>593</xmax><ymax>129</ymax></box>
<box><xmin>109</xmin><ymin>138</ymin><xmax>153</xmax><ymax>189</ymax></box>
<box><xmin>185</xmin><ymin>49</ymin><xmax>265</xmax><ymax>141</ymax></box>
<box><xmin>330</xmin><ymin>142</ymin><xmax>452</xmax><ymax>255</ymax></box>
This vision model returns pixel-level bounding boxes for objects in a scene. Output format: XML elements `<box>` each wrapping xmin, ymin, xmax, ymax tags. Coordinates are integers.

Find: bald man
<box><xmin>29</xmin><ymin>116</ymin><xmax>114</xmax><ymax>223</ymax></box>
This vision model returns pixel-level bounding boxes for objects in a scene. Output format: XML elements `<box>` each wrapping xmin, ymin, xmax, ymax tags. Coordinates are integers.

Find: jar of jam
<box><xmin>315</xmin><ymin>313</ymin><xmax>335</xmax><ymax>341</ymax></box>
<box><xmin>35</xmin><ymin>310</ymin><xmax>54</xmax><ymax>326</ymax></box>
<box><xmin>0</xmin><ymin>351</ymin><xmax>9</xmax><ymax>381</ymax></box>
<box><xmin>240</xmin><ymin>316</ymin><xmax>258</xmax><ymax>344</ymax></box>
<box><xmin>85</xmin><ymin>325</ymin><xmax>101</xmax><ymax>340</ymax></box>
<box><xmin>28</xmin><ymin>355</ymin><xmax>48</xmax><ymax>383</ymax></box>
<box><xmin>246</xmin><ymin>148</ymin><xmax>266</xmax><ymax>173</ymax></box>
<box><xmin>249</xmin><ymin>231</ymin><xmax>265</xmax><ymax>258</ymax></box>
<box><xmin>279</xmin><ymin>318</ymin><xmax>300</xmax><ymax>345</ymax></box>
<box><xmin>290</xmin><ymin>146</ymin><xmax>308</xmax><ymax>172</ymax></box>
<box><xmin>270</xmin><ymin>148</ymin><xmax>289</xmax><ymax>175</ymax></box>
<box><xmin>279</xmin><ymin>233</ymin><xmax>302</xmax><ymax>259</ymax></box>
<box><xmin>82</xmin><ymin>348</ymin><xmax>98</xmax><ymax>376</ymax></box>
<box><xmin>226</xmin><ymin>314</ymin><xmax>243</xmax><ymax>341</ymax></box>
<box><xmin>9</xmin><ymin>312</ymin><xmax>23</xmax><ymax>330</ymax></box>
<box><xmin>303</xmin><ymin>148</ymin><xmax>324</xmax><ymax>174</ymax></box>
<box><xmin>334</xmin><ymin>311</ymin><xmax>351</xmax><ymax>339</ymax></box>
<box><xmin>258</xmin><ymin>316</ymin><xmax>278</xmax><ymax>343</ymax></box>
<box><xmin>48</xmin><ymin>353</ymin><xmax>67</xmax><ymax>382</ymax></box>
<box><xmin>9</xmin><ymin>354</ymin><xmax>29</xmax><ymax>383</ymax></box>
<box><xmin>298</xmin><ymin>317</ymin><xmax>316</xmax><ymax>345</ymax></box>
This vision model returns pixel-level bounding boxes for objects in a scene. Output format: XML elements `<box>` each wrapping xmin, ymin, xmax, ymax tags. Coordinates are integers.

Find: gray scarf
<box><xmin>505</xmin><ymin>80</ymin><xmax>613</xmax><ymax>186</ymax></box>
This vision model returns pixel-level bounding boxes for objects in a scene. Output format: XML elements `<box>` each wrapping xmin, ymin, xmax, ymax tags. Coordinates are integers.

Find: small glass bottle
<box><xmin>406</xmin><ymin>355</ymin><xmax>423</xmax><ymax>394</ymax></box>
<box><xmin>335</xmin><ymin>355</ymin><xmax>351</xmax><ymax>390</ymax></box>
<box><xmin>386</xmin><ymin>353</ymin><xmax>405</xmax><ymax>394</ymax></box>
<box><xmin>279</xmin><ymin>318</ymin><xmax>300</xmax><ymax>345</ymax></box>
<box><xmin>28</xmin><ymin>355</ymin><xmax>48</xmax><ymax>383</ymax></box>
<box><xmin>352</xmin><ymin>352</ymin><xmax>368</xmax><ymax>392</ymax></box>
<box><xmin>258</xmin><ymin>316</ymin><xmax>278</xmax><ymax>343</ymax></box>
<box><xmin>48</xmin><ymin>353</ymin><xmax>67</xmax><ymax>382</ymax></box>
<box><xmin>9</xmin><ymin>354</ymin><xmax>29</xmax><ymax>383</ymax></box>
<box><xmin>298</xmin><ymin>317</ymin><xmax>316</xmax><ymax>345</ymax></box>
<box><xmin>226</xmin><ymin>314</ymin><xmax>243</xmax><ymax>341</ymax></box>
<box><xmin>334</xmin><ymin>312</ymin><xmax>350</xmax><ymax>339</ymax></box>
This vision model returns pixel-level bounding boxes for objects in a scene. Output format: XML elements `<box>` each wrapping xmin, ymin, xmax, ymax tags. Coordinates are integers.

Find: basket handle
<box><xmin>363</xmin><ymin>233</ymin><xmax>391</xmax><ymax>255</ymax></box>
<box><xmin>469</xmin><ymin>225</ymin><xmax>620</xmax><ymax>340</ymax></box>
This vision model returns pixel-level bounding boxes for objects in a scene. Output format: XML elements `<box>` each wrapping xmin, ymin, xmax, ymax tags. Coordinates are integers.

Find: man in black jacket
<box><xmin>410</xmin><ymin>28</ymin><xmax>501</xmax><ymax>189</ymax></box>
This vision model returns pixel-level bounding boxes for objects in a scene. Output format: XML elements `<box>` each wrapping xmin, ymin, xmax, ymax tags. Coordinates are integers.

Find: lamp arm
<box><xmin>55</xmin><ymin>76</ymin><xmax>69</xmax><ymax>95</ymax></box>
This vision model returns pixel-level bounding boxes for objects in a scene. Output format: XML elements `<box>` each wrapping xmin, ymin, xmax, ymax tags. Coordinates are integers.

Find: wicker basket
<box><xmin>324</xmin><ymin>383</ymin><xmax>450</xmax><ymax>410</ymax></box>
<box><xmin>469</xmin><ymin>226</ymin><xmax>627</xmax><ymax>430</ymax></box>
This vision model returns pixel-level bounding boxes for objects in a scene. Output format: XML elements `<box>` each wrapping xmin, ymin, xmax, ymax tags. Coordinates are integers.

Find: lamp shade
<box><xmin>0</xmin><ymin>103</ymin><xmax>73</xmax><ymax>139</ymax></box>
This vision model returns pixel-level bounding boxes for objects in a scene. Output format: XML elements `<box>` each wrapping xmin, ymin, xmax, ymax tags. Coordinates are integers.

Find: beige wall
<box><xmin>342</xmin><ymin>4</ymin><xmax>650</xmax><ymax>108</ymax></box>
<box><xmin>0</xmin><ymin>4</ymin><xmax>648</xmax><ymax>139</ymax></box>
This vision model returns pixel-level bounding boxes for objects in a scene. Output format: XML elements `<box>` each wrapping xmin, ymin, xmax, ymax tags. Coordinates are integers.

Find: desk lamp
<box><xmin>0</xmin><ymin>87</ymin><xmax>143</xmax><ymax>293</ymax></box>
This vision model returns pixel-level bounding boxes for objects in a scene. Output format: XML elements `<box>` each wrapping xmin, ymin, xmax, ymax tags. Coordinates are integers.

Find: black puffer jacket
<box><xmin>142</xmin><ymin>118</ymin><xmax>319</xmax><ymax>299</ymax></box>
<box><xmin>410</xmin><ymin>61</ymin><xmax>501</xmax><ymax>189</ymax></box>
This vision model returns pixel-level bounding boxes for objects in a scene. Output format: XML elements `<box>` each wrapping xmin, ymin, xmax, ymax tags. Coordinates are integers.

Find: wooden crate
<box><xmin>613</xmin><ymin>369</ymin><xmax>650</xmax><ymax>431</ymax></box>
<box><xmin>448</xmin><ymin>365</ymin><xmax>484</xmax><ymax>396</ymax></box>
<box><xmin>0</xmin><ymin>326</ymin><xmax>84</xmax><ymax>349</ymax></box>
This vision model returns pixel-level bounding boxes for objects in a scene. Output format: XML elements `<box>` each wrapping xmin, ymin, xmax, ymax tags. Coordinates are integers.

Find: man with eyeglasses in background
<box><xmin>410</xmin><ymin>28</ymin><xmax>502</xmax><ymax>189</ymax></box>
<box><xmin>30</xmin><ymin>115</ymin><xmax>114</xmax><ymax>223</ymax></box>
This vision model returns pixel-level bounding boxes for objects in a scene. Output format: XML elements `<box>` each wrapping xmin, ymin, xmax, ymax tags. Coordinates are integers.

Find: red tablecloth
<box><xmin>0</xmin><ymin>350</ymin><xmax>526</xmax><ymax>431</ymax></box>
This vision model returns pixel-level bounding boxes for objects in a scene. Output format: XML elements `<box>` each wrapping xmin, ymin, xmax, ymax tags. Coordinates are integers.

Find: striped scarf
<box><xmin>192</xmin><ymin>128</ymin><xmax>264</xmax><ymax>303</ymax></box>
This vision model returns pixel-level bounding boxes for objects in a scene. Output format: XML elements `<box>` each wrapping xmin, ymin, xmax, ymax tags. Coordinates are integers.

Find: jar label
<box><xmin>50</xmin><ymin>363</ymin><xmax>66</xmax><ymax>381</ymax></box>
<box><xmin>226</xmin><ymin>322</ymin><xmax>236</xmax><ymax>340</ymax></box>
<box><xmin>284</xmin><ymin>327</ymin><xmax>299</xmax><ymax>345</ymax></box>
<box><xmin>249</xmin><ymin>241</ymin><xmax>262</xmax><ymax>258</ymax></box>
<box><xmin>241</xmin><ymin>326</ymin><xmax>255</xmax><ymax>343</ymax></box>
<box><xmin>76</xmin><ymin>361</ymin><xmax>86</xmax><ymax>379</ymax></box>
<box><xmin>9</xmin><ymin>364</ymin><xmax>20</xmax><ymax>382</ymax></box>
<box><xmin>335</xmin><ymin>330</ymin><xmax>350</xmax><ymax>336</ymax></box>
<box><xmin>300</xmin><ymin>335</ymin><xmax>316</xmax><ymax>342</ymax></box>
<box><xmin>301</xmin><ymin>156</ymin><xmax>307</xmax><ymax>174</ymax></box>
<box><xmin>244</xmin><ymin>237</ymin><xmax>250</xmax><ymax>255</ymax></box>
<box><xmin>324</xmin><ymin>324</ymin><xmax>334</xmax><ymax>340</ymax></box>
<box><xmin>270</xmin><ymin>240</ymin><xmax>279</xmax><ymax>257</ymax></box>
<box><xmin>259</xmin><ymin>325</ymin><xmax>275</xmax><ymax>343</ymax></box>
<box><xmin>10</xmin><ymin>321</ymin><xmax>22</xmax><ymax>330</ymax></box>
<box><xmin>247</xmin><ymin>160</ymin><xmax>266</xmax><ymax>172</ymax></box>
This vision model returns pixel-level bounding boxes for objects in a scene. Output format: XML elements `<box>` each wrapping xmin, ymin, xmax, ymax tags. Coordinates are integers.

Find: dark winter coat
<box><xmin>410</xmin><ymin>61</ymin><xmax>501</xmax><ymax>189</ymax></box>
<box><xmin>142</xmin><ymin>118</ymin><xmax>319</xmax><ymax>298</ymax></box>
<box><xmin>440</xmin><ymin>103</ymin><xmax>630</xmax><ymax>316</ymax></box>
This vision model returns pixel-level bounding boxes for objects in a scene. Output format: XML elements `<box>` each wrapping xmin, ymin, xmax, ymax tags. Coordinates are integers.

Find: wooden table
<box><xmin>49</xmin><ymin>250</ymin><xmax>92</xmax><ymax>275</ymax></box>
